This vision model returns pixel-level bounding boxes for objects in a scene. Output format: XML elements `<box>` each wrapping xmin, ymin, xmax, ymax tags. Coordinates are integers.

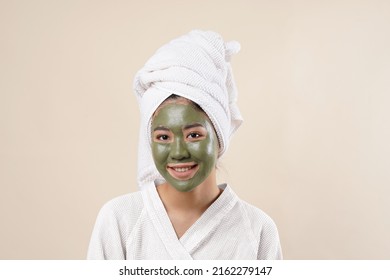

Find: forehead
<box><xmin>152</xmin><ymin>103</ymin><xmax>210</xmax><ymax>128</ymax></box>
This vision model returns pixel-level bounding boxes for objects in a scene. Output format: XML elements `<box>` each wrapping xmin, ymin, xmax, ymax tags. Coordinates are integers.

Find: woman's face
<box><xmin>151</xmin><ymin>103</ymin><xmax>218</xmax><ymax>192</ymax></box>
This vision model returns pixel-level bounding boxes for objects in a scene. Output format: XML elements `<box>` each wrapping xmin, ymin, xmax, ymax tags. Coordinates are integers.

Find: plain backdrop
<box><xmin>1</xmin><ymin>0</ymin><xmax>389</xmax><ymax>259</ymax></box>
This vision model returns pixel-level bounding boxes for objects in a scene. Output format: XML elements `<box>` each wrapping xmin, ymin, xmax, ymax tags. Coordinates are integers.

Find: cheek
<box><xmin>189</xmin><ymin>138</ymin><xmax>217</xmax><ymax>161</ymax></box>
<box><xmin>151</xmin><ymin>143</ymin><xmax>169</xmax><ymax>164</ymax></box>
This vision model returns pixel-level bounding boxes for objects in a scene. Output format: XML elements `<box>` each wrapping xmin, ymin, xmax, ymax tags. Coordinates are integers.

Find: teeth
<box><xmin>173</xmin><ymin>166</ymin><xmax>192</xmax><ymax>172</ymax></box>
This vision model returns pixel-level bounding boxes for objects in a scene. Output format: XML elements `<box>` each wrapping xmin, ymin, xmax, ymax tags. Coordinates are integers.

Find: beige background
<box><xmin>1</xmin><ymin>0</ymin><xmax>389</xmax><ymax>259</ymax></box>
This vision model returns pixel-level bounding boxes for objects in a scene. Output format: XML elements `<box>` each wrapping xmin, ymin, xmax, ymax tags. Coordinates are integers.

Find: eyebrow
<box><xmin>183</xmin><ymin>123</ymin><xmax>205</xmax><ymax>130</ymax></box>
<box><xmin>153</xmin><ymin>123</ymin><xmax>205</xmax><ymax>132</ymax></box>
<box><xmin>153</xmin><ymin>126</ymin><xmax>170</xmax><ymax>132</ymax></box>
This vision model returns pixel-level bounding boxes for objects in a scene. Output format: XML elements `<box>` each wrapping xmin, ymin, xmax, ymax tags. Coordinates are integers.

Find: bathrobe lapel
<box><xmin>142</xmin><ymin>182</ymin><xmax>238</xmax><ymax>259</ymax></box>
<box><xmin>178</xmin><ymin>185</ymin><xmax>238</xmax><ymax>254</ymax></box>
<box><xmin>142</xmin><ymin>182</ymin><xmax>193</xmax><ymax>259</ymax></box>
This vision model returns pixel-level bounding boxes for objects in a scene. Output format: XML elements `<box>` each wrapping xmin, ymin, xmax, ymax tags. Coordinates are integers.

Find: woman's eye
<box><xmin>188</xmin><ymin>132</ymin><xmax>201</xmax><ymax>139</ymax></box>
<box><xmin>156</xmin><ymin>135</ymin><xmax>169</xmax><ymax>141</ymax></box>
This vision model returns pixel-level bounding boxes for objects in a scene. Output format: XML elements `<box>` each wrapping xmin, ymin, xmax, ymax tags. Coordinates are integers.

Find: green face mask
<box><xmin>151</xmin><ymin>103</ymin><xmax>218</xmax><ymax>192</ymax></box>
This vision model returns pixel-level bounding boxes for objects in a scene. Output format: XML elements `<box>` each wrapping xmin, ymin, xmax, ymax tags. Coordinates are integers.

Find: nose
<box><xmin>169</xmin><ymin>137</ymin><xmax>190</xmax><ymax>160</ymax></box>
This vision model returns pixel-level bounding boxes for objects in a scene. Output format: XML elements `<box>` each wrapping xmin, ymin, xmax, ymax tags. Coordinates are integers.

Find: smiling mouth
<box><xmin>167</xmin><ymin>163</ymin><xmax>199</xmax><ymax>180</ymax></box>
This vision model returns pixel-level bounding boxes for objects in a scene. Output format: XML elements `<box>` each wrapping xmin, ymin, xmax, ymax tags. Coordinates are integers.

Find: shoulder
<box><xmin>222</xmin><ymin>185</ymin><xmax>276</xmax><ymax>230</ymax></box>
<box><xmin>87</xmin><ymin>191</ymin><xmax>145</xmax><ymax>259</ymax></box>
<box><xmin>238</xmin><ymin>199</ymin><xmax>277</xmax><ymax>231</ymax></box>
<box><xmin>97</xmin><ymin>191</ymin><xmax>144</xmax><ymax>226</ymax></box>
<box><xmin>236</xmin><ymin>199</ymin><xmax>282</xmax><ymax>259</ymax></box>
<box><xmin>224</xmin><ymin>185</ymin><xmax>279</xmax><ymax>237</ymax></box>
<box><xmin>234</xmin><ymin>196</ymin><xmax>280</xmax><ymax>243</ymax></box>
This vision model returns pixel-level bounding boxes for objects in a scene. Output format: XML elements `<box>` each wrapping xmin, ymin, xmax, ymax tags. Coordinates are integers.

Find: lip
<box><xmin>166</xmin><ymin>162</ymin><xmax>199</xmax><ymax>180</ymax></box>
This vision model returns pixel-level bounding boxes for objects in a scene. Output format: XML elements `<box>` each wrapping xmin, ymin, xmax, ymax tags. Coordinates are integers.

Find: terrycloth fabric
<box><xmin>133</xmin><ymin>30</ymin><xmax>243</xmax><ymax>189</ymax></box>
<box><xmin>87</xmin><ymin>182</ymin><xmax>282</xmax><ymax>260</ymax></box>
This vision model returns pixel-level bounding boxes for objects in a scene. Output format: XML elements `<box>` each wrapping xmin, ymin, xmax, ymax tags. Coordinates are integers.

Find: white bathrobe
<box><xmin>87</xmin><ymin>182</ymin><xmax>282</xmax><ymax>260</ymax></box>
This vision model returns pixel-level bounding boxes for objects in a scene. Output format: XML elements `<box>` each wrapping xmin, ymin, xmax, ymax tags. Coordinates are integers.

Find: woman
<box><xmin>87</xmin><ymin>30</ymin><xmax>282</xmax><ymax>259</ymax></box>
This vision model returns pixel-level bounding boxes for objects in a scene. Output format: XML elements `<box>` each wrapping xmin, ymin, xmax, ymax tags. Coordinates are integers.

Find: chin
<box><xmin>170</xmin><ymin>181</ymin><xmax>198</xmax><ymax>193</ymax></box>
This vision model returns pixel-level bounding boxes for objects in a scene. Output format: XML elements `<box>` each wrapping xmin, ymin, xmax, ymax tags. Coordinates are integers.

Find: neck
<box><xmin>157</xmin><ymin>169</ymin><xmax>221</xmax><ymax>214</ymax></box>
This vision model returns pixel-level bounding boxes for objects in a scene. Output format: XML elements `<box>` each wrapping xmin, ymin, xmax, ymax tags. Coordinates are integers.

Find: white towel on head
<box><xmin>133</xmin><ymin>30</ymin><xmax>243</xmax><ymax>189</ymax></box>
